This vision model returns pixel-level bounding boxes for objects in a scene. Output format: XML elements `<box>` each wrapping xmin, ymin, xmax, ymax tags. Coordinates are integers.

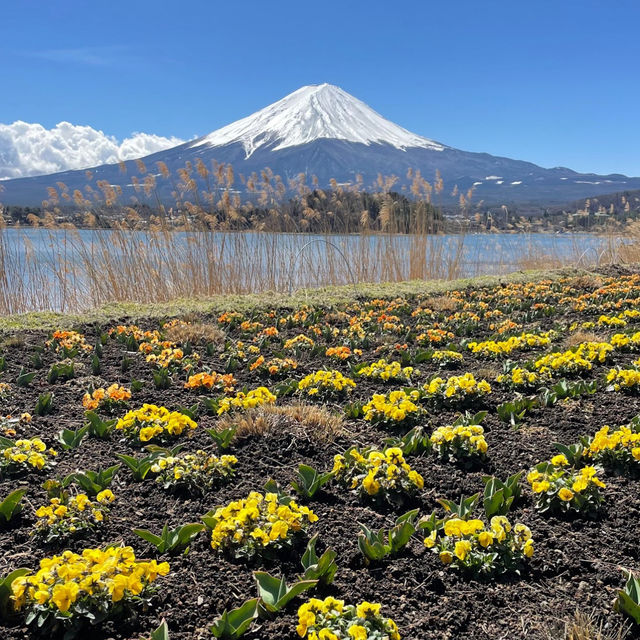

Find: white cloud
<box><xmin>0</xmin><ymin>121</ymin><xmax>185</xmax><ymax>180</ymax></box>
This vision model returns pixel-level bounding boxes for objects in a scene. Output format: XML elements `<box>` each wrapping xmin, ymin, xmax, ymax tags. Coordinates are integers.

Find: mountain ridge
<box><xmin>2</xmin><ymin>84</ymin><xmax>640</xmax><ymax>207</ymax></box>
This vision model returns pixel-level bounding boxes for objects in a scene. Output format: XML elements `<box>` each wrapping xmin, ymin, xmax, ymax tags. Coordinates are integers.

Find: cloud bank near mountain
<box><xmin>0</xmin><ymin>121</ymin><xmax>184</xmax><ymax>180</ymax></box>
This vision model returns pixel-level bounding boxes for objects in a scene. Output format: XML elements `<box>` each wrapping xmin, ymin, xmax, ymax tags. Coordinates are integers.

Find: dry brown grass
<box><xmin>270</xmin><ymin>403</ymin><xmax>346</xmax><ymax>440</ymax></box>
<box><xmin>0</xmin><ymin>226</ymin><xmax>480</xmax><ymax>314</ymax></box>
<box><xmin>563</xmin><ymin>330</ymin><xmax>607</xmax><ymax>349</ymax></box>
<box><xmin>217</xmin><ymin>409</ymin><xmax>281</xmax><ymax>439</ymax></box>
<box><xmin>617</xmin><ymin>221</ymin><xmax>640</xmax><ymax>264</ymax></box>
<box><xmin>424</xmin><ymin>294</ymin><xmax>459</xmax><ymax>312</ymax></box>
<box><xmin>164</xmin><ymin>321</ymin><xmax>225</xmax><ymax>345</ymax></box>
<box><xmin>542</xmin><ymin>610</ymin><xmax>629</xmax><ymax>640</ymax></box>
<box><xmin>0</xmin><ymin>336</ymin><xmax>25</xmax><ymax>349</ymax></box>
<box><xmin>0</xmin><ymin>186</ymin><xmax>632</xmax><ymax>316</ymax></box>
<box><xmin>476</xmin><ymin>366</ymin><xmax>500</xmax><ymax>381</ymax></box>
<box><xmin>216</xmin><ymin>402</ymin><xmax>345</xmax><ymax>441</ymax></box>
<box><xmin>570</xmin><ymin>274</ymin><xmax>604</xmax><ymax>291</ymax></box>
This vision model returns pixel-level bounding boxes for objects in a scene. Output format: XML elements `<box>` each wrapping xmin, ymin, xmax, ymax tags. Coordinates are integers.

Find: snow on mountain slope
<box><xmin>192</xmin><ymin>83</ymin><xmax>446</xmax><ymax>157</ymax></box>
<box><xmin>4</xmin><ymin>83</ymin><xmax>640</xmax><ymax>207</ymax></box>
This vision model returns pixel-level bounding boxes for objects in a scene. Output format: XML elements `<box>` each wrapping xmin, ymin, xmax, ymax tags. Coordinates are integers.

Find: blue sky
<box><xmin>3</xmin><ymin>0</ymin><xmax>640</xmax><ymax>176</ymax></box>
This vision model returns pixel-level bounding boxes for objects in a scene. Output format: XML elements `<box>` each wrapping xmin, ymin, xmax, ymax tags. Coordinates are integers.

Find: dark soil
<box><xmin>1</xmin><ymin>272</ymin><xmax>640</xmax><ymax>639</ymax></box>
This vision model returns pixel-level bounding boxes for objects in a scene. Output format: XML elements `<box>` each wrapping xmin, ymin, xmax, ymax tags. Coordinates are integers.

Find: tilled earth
<box><xmin>1</xmin><ymin>275</ymin><xmax>640</xmax><ymax>640</ymax></box>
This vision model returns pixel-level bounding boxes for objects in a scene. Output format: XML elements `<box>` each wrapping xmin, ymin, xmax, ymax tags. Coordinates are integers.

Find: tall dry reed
<box><xmin>0</xmin><ymin>161</ymin><xmax>633</xmax><ymax>315</ymax></box>
<box><xmin>0</xmin><ymin>224</ymin><xmax>629</xmax><ymax>315</ymax></box>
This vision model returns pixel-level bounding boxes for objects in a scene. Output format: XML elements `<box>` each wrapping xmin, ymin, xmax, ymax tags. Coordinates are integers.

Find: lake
<box><xmin>0</xmin><ymin>228</ymin><xmax>621</xmax><ymax>313</ymax></box>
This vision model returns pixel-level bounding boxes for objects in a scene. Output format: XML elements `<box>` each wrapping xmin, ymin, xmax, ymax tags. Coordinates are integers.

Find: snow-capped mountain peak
<box><xmin>192</xmin><ymin>83</ymin><xmax>445</xmax><ymax>157</ymax></box>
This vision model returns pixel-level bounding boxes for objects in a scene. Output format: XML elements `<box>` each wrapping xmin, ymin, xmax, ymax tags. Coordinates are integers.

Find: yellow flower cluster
<box><xmin>151</xmin><ymin>450</ymin><xmax>237</xmax><ymax>492</ymax></box>
<box><xmin>356</xmin><ymin>359</ymin><xmax>416</xmax><ymax>383</ymax></box>
<box><xmin>284</xmin><ymin>335</ymin><xmax>315</xmax><ymax>350</ymax></box>
<box><xmin>362</xmin><ymin>390</ymin><xmax>422</xmax><ymax>424</ymax></box>
<box><xmin>535</xmin><ymin>342</ymin><xmax>614</xmax><ymax>377</ymax></box>
<box><xmin>297</xmin><ymin>597</ymin><xmax>400</xmax><ymax>640</ymax></box>
<box><xmin>332</xmin><ymin>447</ymin><xmax>424</xmax><ymax>500</ymax></box>
<box><xmin>467</xmin><ymin>332</ymin><xmax>553</xmax><ymax>358</ymax></box>
<box><xmin>82</xmin><ymin>383</ymin><xmax>131</xmax><ymax>411</ymax></box>
<box><xmin>239</xmin><ymin>320</ymin><xmax>263</xmax><ymax>333</ymax></box>
<box><xmin>596</xmin><ymin>314</ymin><xmax>628</xmax><ymax>327</ymax></box>
<box><xmin>527</xmin><ymin>458</ymin><xmax>606</xmax><ymax>513</ymax></box>
<box><xmin>138</xmin><ymin>340</ymin><xmax>175</xmax><ymax>355</ymax></box>
<box><xmin>577</xmin><ymin>341</ymin><xmax>615</xmax><ymax>363</ymax></box>
<box><xmin>431</xmin><ymin>423</ymin><xmax>488</xmax><ymax>458</ymax></box>
<box><xmin>209</xmin><ymin>491</ymin><xmax>317</xmax><ymax>557</ymax></box>
<box><xmin>216</xmin><ymin>387</ymin><xmax>277</xmax><ymax>414</ymax></box>
<box><xmin>424</xmin><ymin>516</ymin><xmax>533</xmax><ymax>574</ymax></box>
<box><xmin>223</xmin><ymin>340</ymin><xmax>259</xmax><ymax>362</ymax></box>
<box><xmin>249</xmin><ymin>356</ymin><xmax>298</xmax><ymax>377</ymax></box>
<box><xmin>297</xmin><ymin>370</ymin><xmax>356</xmax><ymax>399</ymax></box>
<box><xmin>109</xmin><ymin>324</ymin><xmax>160</xmax><ymax>343</ymax></box>
<box><xmin>431</xmin><ymin>350</ymin><xmax>464</xmax><ymax>366</ymax></box>
<box><xmin>146</xmin><ymin>346</ymin><xmax>189</xmax><ymax>369</ymax></box>
<box><xmin>217</xmin><ymin>311</ymin><xmax>243</xmax><ymax>324</ymax></box>
<box><xmin>11</xmin><ymin>546</ymin><xmax>169</xmax><ymax>623</ymax></box>
<box><xmin>610</xmin><ymin>332</ymin><xmax>640</xmax><ymax>352</ymax></box>
<box><xmin>587</xmin><ymin>424</ymin><xmax>640</xmax><ymax>467</ymax></box>
<box><xmin>606</xmin><ymin>367</ymin><xmax>640</xmax><ymax>392</ymax></box>
<box><xmin>34</xmin><ymin>490</ymin><xmax>115</xmax><ymax>541</ymax></box>
<box><xmin>184</xmin><ymin>371</ymin><xmax>237</xmax><ymax>393</ymax></box>
<box><xmin>46</xmin><ymin>330</ymin><xmax>93</xmax><ymax>353</ymax></box>
<box><xmin>115</xmin><ymin>404</ymin><xmax>197</xmax><ymax>442</ymax></box>
<box><xmin>138</xmin><ymin>331</ymin><xmax>200</xmax><ymax>370</ymax></box>
<box><xmin>1</xmin><ymin>438</ymin><xmax>57</xmax><ymax>474</ymax></box>
<box><xmin>496</xmin><ymin>367</ymin><xmax>550</xmax><ymax>390</ymax></box>
<box><xmin>423</xmin><ymin>373</ymin><xmax>491</xmax><ymax>405</ymax></box>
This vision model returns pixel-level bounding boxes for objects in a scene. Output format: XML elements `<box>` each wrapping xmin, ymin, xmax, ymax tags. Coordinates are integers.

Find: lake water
<box><xmin>0</xmin><ymin>228</ymin><xmax>620</xmax><ymax>313</ymax></box>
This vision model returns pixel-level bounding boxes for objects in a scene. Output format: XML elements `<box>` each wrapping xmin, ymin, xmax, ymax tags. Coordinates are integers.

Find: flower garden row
<box><xmin>1</xmin><ymin>273</ymin><xmax>640</xmax><ymax>638</ymax></box>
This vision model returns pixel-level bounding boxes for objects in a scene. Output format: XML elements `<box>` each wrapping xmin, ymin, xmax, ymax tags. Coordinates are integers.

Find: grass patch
<box><xmin>0</xmin><ymin>267</ymin><xmax>596</xmax><ymax>332</ymax></box>
<box><xmin>218</xmin><ymin>403</ymin><xmax>345</xmax><ymax>442</ymax></box>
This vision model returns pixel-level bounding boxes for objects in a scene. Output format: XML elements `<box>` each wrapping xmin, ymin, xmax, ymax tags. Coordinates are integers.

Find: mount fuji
<box><xmin>3</xmin><ymin>83</ymin><xmax>640</xmax><ymax>207</ymax></box>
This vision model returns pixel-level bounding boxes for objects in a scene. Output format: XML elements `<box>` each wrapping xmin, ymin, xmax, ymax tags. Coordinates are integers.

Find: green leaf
<box><xmin>84</xmin><ymin>411</ymin><xmax>116</xmax><ymax>438</ymax></box>
<box><xmin>395</xmin><ymin>508</ymin><xmax>419</xmax><ymax>525</ymax></box>
<box><xmin>34</xmin><ymin>392</ymin><xmax>54</xmax><ymax>416</ymax></box>
<box><xmin>56</xmin><ymin>426</ymin><xmax>89</xmax><ymax>450</ymax></box>
<box><xmin>0</xmin><ymin>488</ymin><xmax>27</xmax><ymax>524</ymax></box>
<box><xmin>150</xmin><ymin>619</ymin><xmax>170</xmax><ymax>640</ymax></box>
<box><xmin>116</xmin><ymin>453</ymin><xmax>155</xmax><ymax>481</ymax></box>
<box><xmin>177</xmin><ymin>523</ymin><xmax>205</xmax><ymax>544</ymax></box>
<box><xmin>70</xmin><ymin>464</ymin><xmax>120</xmax><ymax>496</ymax></box>
<box><xmin>206</xmin><ymin>425</ymin><xmax>237</xmax><ymax>451</ymax></box>
<box><xmin>616</xmin><ymin>591</ymin><xmax>640</xmax><ymax>624</ymax></box>
<box><xmin>357</xmin><ymin>523</ymin><xmax>389</xmax><ymax>562</ymax></box>
<box><xmin>438</xmin><ymin>492</ymin><xmax>480</xmax><ymax>518</ymax></box>
<box><xmin>301</xmin><ymin>534</ymin><xmax>320</xmax><ymax>568</ymax></box>
<box><xmin>291</xmin><ymin>464</ymin><xmax>333</xmax><ymax>498</ymax></box>
<box><xmin>201</xmin><ymin>510</ymin><xmax>218</xmax><ymax>530</ymax></box>
<box><xmin>210</xmin><ymin>598</ymin><xmax>260</xmax><ymax>639</ymax></box>
<box><xmin>616</xmin><ymin>571</ymin><xmax>640</xmax><ymax>623</ymax></box>
<box><xmin>134</xmin><ymin>523</ymin><xmax>203</xmax><ymax>554</ymax></box>
<box><xmin>16</xmin><ymin>369</ymin><xmax>36</xmax><ymax>387</ymax></box>
<box><xmin>254</xmin><ymin>572</ymin><xmax>317</xmax><ymax>613</ymax></box>
<box><xmin>301</xmin><ymin>542</ymin><xmax>338</xmax><ymax>585</ymax></box>
<box><xmin>133</xmin><ymin>528</ymin><xmax>164</xmax><ymax>547</ymax></box>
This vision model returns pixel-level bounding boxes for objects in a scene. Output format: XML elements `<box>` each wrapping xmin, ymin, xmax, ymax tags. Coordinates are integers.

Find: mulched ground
<box><xmin>1</xmin><ymin>272</ymin><xmax>640</xmax><ymax>639</ymax></box>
